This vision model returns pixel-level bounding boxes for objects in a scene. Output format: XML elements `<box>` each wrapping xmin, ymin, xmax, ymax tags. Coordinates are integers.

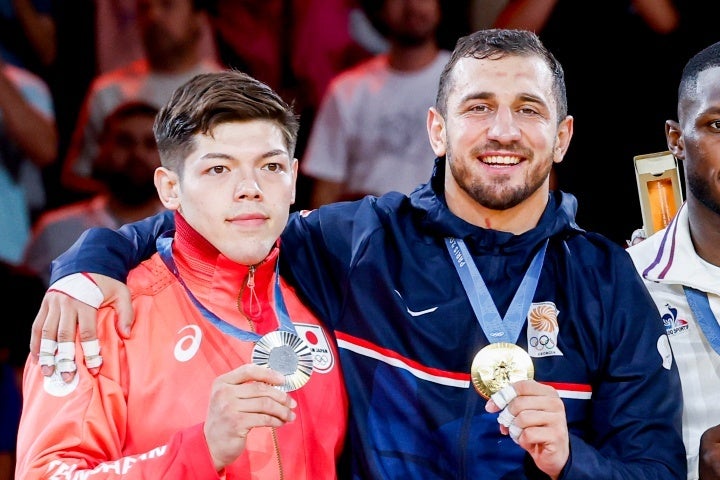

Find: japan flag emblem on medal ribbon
<box><xmin>293</xmin><ymin>323</ymin><xmax>336</xmax><ymax>373</ymax></box>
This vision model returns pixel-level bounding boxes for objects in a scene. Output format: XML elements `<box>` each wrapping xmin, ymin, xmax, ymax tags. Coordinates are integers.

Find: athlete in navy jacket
<box><xmin>37</xmin><ymin>29</ymin><xmax>685</xmax><ymax>479</ymax></box>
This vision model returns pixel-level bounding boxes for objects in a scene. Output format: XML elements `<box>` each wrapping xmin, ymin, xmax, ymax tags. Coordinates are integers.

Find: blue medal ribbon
<box><xmin>156</xmin><ymin>231</ymin><xmax>297</xmax><ymax>342</ymax></box>
<box><xmin>445</xmin><ymin>238</ymin><xmax>548</xmax><ymax>344</ymax></box>
<box><xmin>684</xmin><ymin>286</ymin><xmax>720</xmax><ymax>356</ymax></box>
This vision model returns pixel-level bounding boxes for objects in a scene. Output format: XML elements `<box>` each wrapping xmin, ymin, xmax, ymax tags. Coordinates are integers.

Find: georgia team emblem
<box><xmin>526</xmin><ymin>301</ymin><xmax>563</xmax><ymax>358</ymax></box>
<box><xmin>293</xmin><ymin>323</ymin><xmax>336</xmax><ymax>373</ymax></box>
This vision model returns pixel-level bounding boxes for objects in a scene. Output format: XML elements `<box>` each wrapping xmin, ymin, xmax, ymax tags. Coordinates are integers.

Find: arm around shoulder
<box><xmin>49</xmin><ymin>210</ymin><xmax>175</xmax><ymax>284</ymax></box>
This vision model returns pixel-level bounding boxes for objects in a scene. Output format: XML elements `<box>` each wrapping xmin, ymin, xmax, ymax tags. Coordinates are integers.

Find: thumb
<box><xmin>90</xmin><ymin>273</ymin><xmax>134</xmax><ymax>337</ymax></box>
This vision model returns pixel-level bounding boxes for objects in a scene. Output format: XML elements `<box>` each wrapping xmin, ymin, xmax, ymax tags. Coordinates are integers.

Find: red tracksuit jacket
<box><xmin>16</xmin><ymin>216</ymin><xmax>348</xmax><ymax>479</ymax></box>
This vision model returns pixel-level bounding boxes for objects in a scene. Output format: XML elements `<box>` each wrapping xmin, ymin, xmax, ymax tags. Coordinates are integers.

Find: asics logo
<box><xmin>394</xmin><ymin>290</ymin><xmax>438</xmax><ymax>317</ymax></box>
<box><xmin>174</xmin><ymin>325</ymin><xmax>202</xmax><ymax>362</ymax></box>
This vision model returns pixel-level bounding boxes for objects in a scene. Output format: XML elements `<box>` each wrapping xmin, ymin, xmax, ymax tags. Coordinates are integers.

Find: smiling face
<box><xmin>427</xmin><ymin>54</ymin><xmax>572</xmax><ymax>227</ymax></box>
<box><xmin>156</xmin><ymin>119</ymin><xmax>297</xmax><ymax>265</ymax></box>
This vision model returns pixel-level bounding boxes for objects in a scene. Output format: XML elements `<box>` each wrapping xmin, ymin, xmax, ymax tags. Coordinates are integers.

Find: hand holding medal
<box><xmin>476</xmin><ymin>346</ymin><xmax>569</xmax><ymax>476</ymax></box>
<box><xmin>472</xmin><ymin>342</ymin><xmax>534</xmax><ymax>443</ymax></box>
<box><xmin>252</xmin><ymin>331</ymin><xmax>314</xmax><ymax>392</ymax></box>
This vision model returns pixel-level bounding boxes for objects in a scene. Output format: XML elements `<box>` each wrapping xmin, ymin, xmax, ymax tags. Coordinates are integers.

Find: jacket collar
<box><xmin>171</xmin><ymin>212</ymin><xmax>279</xmax><ymax>307</ymax></box>
<box><xmin>635</xmin><ymin>203</ymin><xmax>720</xmax><ymax>294</ymax></box>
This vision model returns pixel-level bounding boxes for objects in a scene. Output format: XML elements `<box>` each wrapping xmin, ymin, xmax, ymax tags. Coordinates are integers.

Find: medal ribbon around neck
<box><xmin>684</xmin><ymin>286</ymin><xmax>720</xmax><ymax>356</ymax></box>
<box><xmin>445</xmin><ymin>238</ymin><xmax>549</xmax><ymax>344</ymax></box>
<box><xmin>156</xmin><ymin>231</ymin><xmax>298</xmax><ymax>342</ymax></box>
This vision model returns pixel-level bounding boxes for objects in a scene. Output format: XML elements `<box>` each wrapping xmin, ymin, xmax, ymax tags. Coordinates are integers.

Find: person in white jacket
<box><xmin>628</xmin><ymin>39</ymin><xmax>720</xmax><ymax>480</ymax></box>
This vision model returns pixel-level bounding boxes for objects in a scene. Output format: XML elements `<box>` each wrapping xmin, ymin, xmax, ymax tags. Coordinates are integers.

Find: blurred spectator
<box><xmin>0</xmin><ymin>57</ymin><xmax>57</xmax><ymax>265</ymax></box>
<box><xmin>0</xmin><ymin>0</ymin><xmax>56</xmax><ymax>78</ymax></box>
<box><xmin>44</xmin><ymin>0</ymin><xmax>214</xmax><ymax>211</ymax></box>
<box><xmin>60</xmin><ymin>0</ymin><xmax>222</xmax><ymax>197</ymax></box>
<box><xmin>205</xmin><ymin>0</ymin><xmax>373</xmax><ymax>117</ymax></box>
<box><xmin>301</xmin><ymin>0</ymin><xmax>449</xmax><ymax>207</ymax></box>
<box><xmin>23</xmin><ymin>101</ymin><xmax>163</xmax><ymax>286</ymax></box>
<box><xmin>94</xmin><ymin>0</ymin><xmax>217</xmax><ymax>74</ymax></box>
<box><xmin>0</xmin><ymin>260</ymin><xmax>45</xmax><ymax>480</ymax></box>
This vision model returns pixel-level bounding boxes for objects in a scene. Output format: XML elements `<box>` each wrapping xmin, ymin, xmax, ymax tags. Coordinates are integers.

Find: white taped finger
<box><xmin>40</xmin><ymin>339</ymin><xmax>58</xmax><ymax>355</ymax></box>
<box><xmin>81</xmin><ymin>340</ymin><xmax>101</xmax><ymax>357</ymax></box>
<box><xmin>56</xmin><ymin>341</ymin><xmax>75</xmax><ymax>361</ymax></box>
<box><xmin>80</xmin><ymin>338</ymin><xmax>102</xmax><ymax>368</ymax></box>
<box><xmin>497</xmin><ymin>408</ymin><xmax>515</xmax><ymax>428</ymax></box>
<box><xmin>85</xmin><ymin>355</ymin><xmax>103</xmax><ymax>369</ymax></box>
<box><xmin>56</xmin><ymin>359</ymin><xmax>78</xmax><ymax>374</ymax></box>
<box><xmin>39</xmin><ymin>339</ymin><xmax>57</xmax><ymax>367</ymax></box>
<box><xmin>38</xmin><ymin>354</ymin><xmax>56</xmax><ymax>367</ymax></box>
<box><xmin>491</xmin><ymin>384</ymin><xmax>518</xmax><ymax>410</ymax></box>
<box><xmin>509</xmin><ymin>424</ymin><xmax>523</xmax><ymax>444</ymax></box>
<box><xmin>48</xmin><ymin>273</ymin><xmax>103</xmax><ymax>309</ymax></box>
<box><xmin>55</xmin><ymin>341</ymin><xmax>77</xmax><ymax>374</ymax></box>
<box><xmin>82</xmin><ymin>340</ymin><xmax>103</xmax><ymax>370</ymax></box>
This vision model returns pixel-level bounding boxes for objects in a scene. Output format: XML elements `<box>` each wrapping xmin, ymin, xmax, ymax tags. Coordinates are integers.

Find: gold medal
<box><xmin>252</xmin><ymin>331</ymin><xmax>314</xmax><ymax>392</ymax></box>
<box><xmin>471</xmin><ymin>342</ymin><xmax>534</xmax><ymax>399</ymax></box>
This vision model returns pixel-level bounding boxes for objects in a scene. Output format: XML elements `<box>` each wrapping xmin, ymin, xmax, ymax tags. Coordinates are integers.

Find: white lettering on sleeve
<box><xmin>45</xmin><ymin>444</ymin><xmax>169</xmax><ymax>478</ymax></box>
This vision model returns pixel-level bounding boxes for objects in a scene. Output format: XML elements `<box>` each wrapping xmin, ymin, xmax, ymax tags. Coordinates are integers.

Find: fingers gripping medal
<box><xmin>471</xmin><ymin>342</ymin><xmax>534</xmax><ymax>402</ymax></box>
<box><xmin>252</xmin><ymin>331</ymin><xmax>314</xmax><ymax>392</ymax></box>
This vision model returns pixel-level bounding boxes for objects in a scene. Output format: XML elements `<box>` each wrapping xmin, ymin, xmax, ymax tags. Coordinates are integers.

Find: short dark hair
<box><xmin>153</xmin><ymin>70</ymin><xmax>300</xmax><ymax>172</ymax></box>
<box><xmin>435</xmin><ymin>29</ymin><xmax>567</xmax><ymax>122</ymax></box>
<box><xmin>678</xmin><ymin>40</ymin><xmax>720</xmax><ymax>104</ymax></box>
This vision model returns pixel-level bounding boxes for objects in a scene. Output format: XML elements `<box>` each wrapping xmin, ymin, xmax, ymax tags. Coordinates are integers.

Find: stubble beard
<box><xmin>687</xmin><ymin>166</ymin><xmax>720</xmax><ymax>216</ymax></box>
<box><xmin>446</xmin><ymin>141</ymin><xmax>554</xmax><ymax>211</ymax></box>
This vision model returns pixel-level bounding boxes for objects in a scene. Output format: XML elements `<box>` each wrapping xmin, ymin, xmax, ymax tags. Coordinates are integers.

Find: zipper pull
<box><xmin>245</xmin><ymin>265</ymin><xmax>261</xmax><ymax>318</ymax></box>
<box><xmin>246</xmin><ymin>265</ymin><xmax>255</xmax><ymax>289</ymax></box>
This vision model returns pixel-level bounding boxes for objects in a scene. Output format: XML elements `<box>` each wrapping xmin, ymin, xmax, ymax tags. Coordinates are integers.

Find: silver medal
<box><xmin>252</xmin><ymin>330</ymin><xmax>314</xmax><ymax>392</ymax></box>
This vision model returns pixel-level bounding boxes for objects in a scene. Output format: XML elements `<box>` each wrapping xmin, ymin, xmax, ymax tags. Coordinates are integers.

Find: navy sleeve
<box><xmin>49</xmin><ymin>210</ymin><xmax>175</xmax><ymax>284</ymax></box>
<box><xmin>280</xmin><ymin>208</ymin><xmax>350</xmax><ymax>328</ymax></box>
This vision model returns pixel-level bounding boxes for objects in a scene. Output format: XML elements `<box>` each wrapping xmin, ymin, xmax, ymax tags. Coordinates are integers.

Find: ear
<box><xmin>155</xmin><ymin>167</ymin><xmax>181</xmax><ymax>211</ymax></box>
<box><xmin>665</xmin><ymin>119</ymin><xmax>684</xmax><ymax>160</ymax></box>
<box><xmin>427</xmin><ymin>107</ymin><xmax>447</xmax><ymax>157</ymax></box>
<box><xmin>290</xmin><ymin>158</ymin><xmax>299</xmax><ymax>205</ymax></box>
<box><xmin>552</xmin><ymin>115</ymin><xmax>574</xmax><ymax>164</ymax></box>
